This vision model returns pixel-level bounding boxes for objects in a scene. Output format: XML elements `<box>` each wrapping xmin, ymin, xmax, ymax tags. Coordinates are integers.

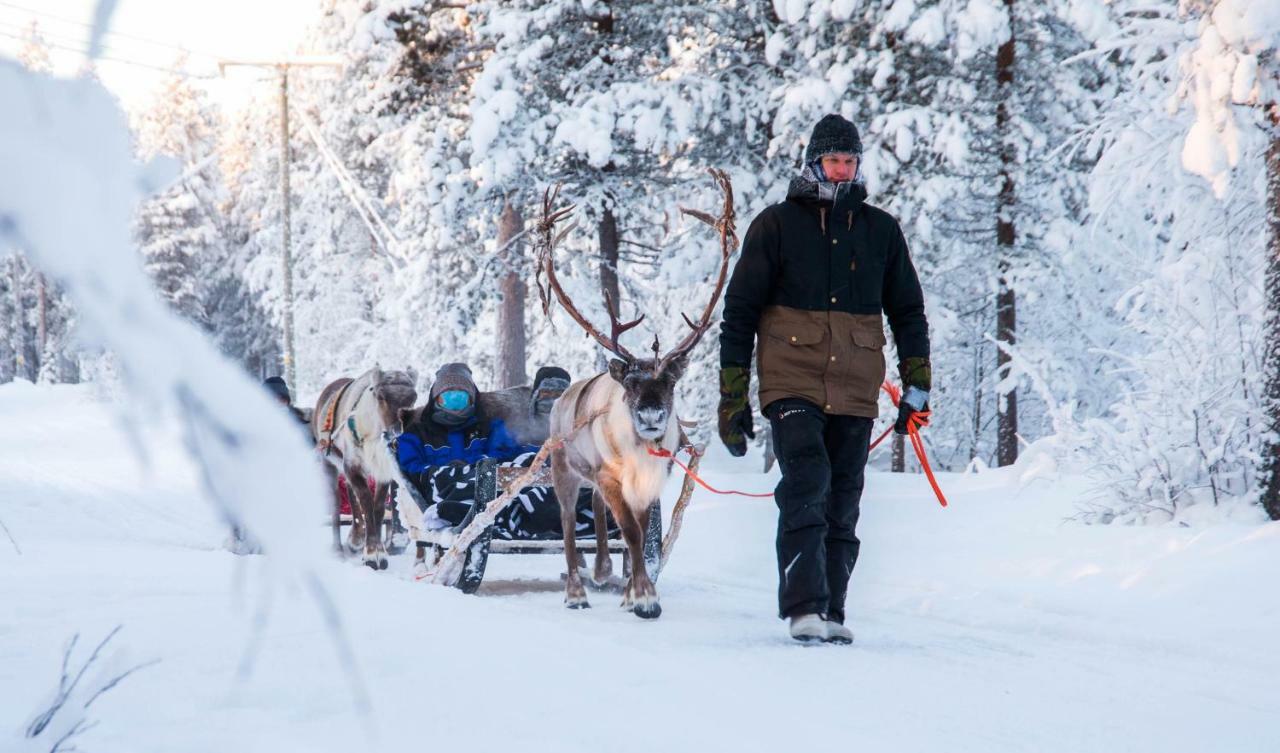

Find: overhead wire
<box><xmin>0</xmin><ymin>17</ymin><xmax>201</xmax><ymax>69</ymax></box>
<box><xmin>295</xmin><ymin>111</ymin><xmax>409</xmax><ymax>263</ymax></box>
<box><xmin>0</xmin><ymin>0</ymin><xmax>226</xmax><ymax>60</ymax></box>
<box><xmin>0</xmin><ymin>29</ymin><xmax>217</xmax><ymax>78</ymax></box>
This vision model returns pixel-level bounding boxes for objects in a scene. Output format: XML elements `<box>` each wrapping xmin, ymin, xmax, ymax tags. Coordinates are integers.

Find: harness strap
<box><xmin>343</xmin><ymin>383</ymin><xmax>374</xmax><ymax>448</ymax></box>
<box><xmin>317</xmin><ymin>378</ymin><xmax>356</xmax><ymax>456</ymax></box>
<box><xmin>572</xmin><ymin>373</ymin><xmax>605</xmax><ymax>418</ymax></box>
<box><xmin>320</xmin><ymin>378</ymin><xmax>355</xmax><ymax>435</ymax></box>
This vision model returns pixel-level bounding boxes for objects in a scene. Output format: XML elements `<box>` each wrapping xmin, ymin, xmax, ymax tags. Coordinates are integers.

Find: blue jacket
<box><xmin>397</xmin><ymin>414</ymin><xmax>537</xmax><ymax>475</ymax></box>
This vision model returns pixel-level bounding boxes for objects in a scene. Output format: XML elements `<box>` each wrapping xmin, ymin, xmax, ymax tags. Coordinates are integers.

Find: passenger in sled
<box><xmin>397</xmin><ymin>362</ymin><xmax>613</xmax><ymax>540</ymax></box>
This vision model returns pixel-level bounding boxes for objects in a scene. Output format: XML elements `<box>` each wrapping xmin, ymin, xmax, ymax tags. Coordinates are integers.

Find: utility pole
<box><xmin>219</xmin><ymin>57</ymin><xmax>342</xmax><ymax>390</ymax></box>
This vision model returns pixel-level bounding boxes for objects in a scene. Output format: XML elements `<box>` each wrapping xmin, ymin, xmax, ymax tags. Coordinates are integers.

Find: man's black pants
<box><xmin>765</xmin><ymin>398</ymin><xmax>873</xmax><ymax>623</ymax></box>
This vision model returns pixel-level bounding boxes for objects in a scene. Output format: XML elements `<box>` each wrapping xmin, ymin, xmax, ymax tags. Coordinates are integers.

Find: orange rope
<box><xmin>876</xmin><ymin>380</ymin><xmax>948</xmax><ymax>508</ymax></box>
<box><xmin>651</xmin><ymin>381</ymin><xmax>948</xmax><ymax>507</ymax></box>
<box><xmin>648</xmin><ymin>446</ymin><xmax>775</xmax><ymax>497</ymax></box>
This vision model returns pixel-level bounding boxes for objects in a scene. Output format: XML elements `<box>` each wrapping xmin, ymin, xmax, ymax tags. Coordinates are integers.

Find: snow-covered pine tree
<box><xmin>134</xmin><ymin>190</ymin><xmax>214</xmax><ymax>325</ymax></box>
<box><xmin>15</xmin><ymin>19</ymin><xmax>51</xmax><ymax>73</ymax></box>
<box><xmin>133</xmin><ymin>59</ymin><xmax>279</xmax><ymax>379</ymax></box>
<box><xmin>1068</xmin><ymin>0</ymin><xmax>1277</xmax><ymax>522</ymax></box>
<box><xmin>35</xmin><ymin>278</ymin><xmax>80</xmax><ymax>385</ymax></box>
<box><xmin>3</xmin><ymin>255</ymin><xmax>39</xmax><ymax>382</ymax></box>
<box><xmin>133</xmin><ymin>59</ymin><xmax>222</xmax><ymax>328</ymax></box>
<box><xmin>4</xmin><ymin>24</ymin><xmax>57</xmax><ymax>384</ymax></box>
<box><xmin>457</xmin><ymin>0</ymin><xmax>779</xmax><ymax>433</ymax></box>
<box><xmin>769</xmin><ymin>0</ymin><xmax>1104</xmax><ymax>470</ymax></box>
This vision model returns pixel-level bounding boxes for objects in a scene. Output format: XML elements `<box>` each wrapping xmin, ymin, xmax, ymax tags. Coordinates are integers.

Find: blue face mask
<box><xmin>436</xmin><ymin>389</ymin><xmax>471</xmax><ymax>412</ymax></box>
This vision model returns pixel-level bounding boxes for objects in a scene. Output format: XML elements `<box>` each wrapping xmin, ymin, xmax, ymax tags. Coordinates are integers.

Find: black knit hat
<box><xmin>263</xmin><ymin>376</ymin><xmax>291</xmax><ymax>403</ymax></box>
<box><xmin>532</xmin><ymin>366</ymin><xmax>571</xmax><ymax>392</ymax></box>
<box><xmin>804</xmin><ymin>114</ymin><xmax>862</xmax><ymax>163</ymax></box>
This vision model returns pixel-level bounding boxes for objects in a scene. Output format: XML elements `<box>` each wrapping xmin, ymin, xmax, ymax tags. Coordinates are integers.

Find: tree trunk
<box><xmin>279</xmin><ymin>68</ymin><xmax>296</xmax><ymax>390</ymax></box>
<box><xmin>598</xmin><ymin>202</ymin><xmax>621</xmax><ymax>323</ymax></box>
<box><xmin>10</xmin><ymin>257</ymin><xmax>31</xmax><ymax>382</ymax></box>
<box><xmin>1260</xmin><ymin>106</ymin><xmax>1280</xmax><ymax>521</ymax></box>
<box><xmin>36</xmin><ymin>272</ymin><xmax>46</xmax><ymax>371</ymax></box>
<box><xmin>995</xmin><ymin>0</ymin><xmax>1019</xmax><ymax>467</ymax></box>
<box><xmin>496</xmin><ymin>197</ymin><xmax>528</xmax><ymax>388</ymax></box>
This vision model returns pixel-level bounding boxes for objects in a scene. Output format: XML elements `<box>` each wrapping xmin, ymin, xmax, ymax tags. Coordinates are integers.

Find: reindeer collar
<box><xmin>347</xmin><ymin>415</ymin><xmax>363</xmax><ymax>448</ymax></box>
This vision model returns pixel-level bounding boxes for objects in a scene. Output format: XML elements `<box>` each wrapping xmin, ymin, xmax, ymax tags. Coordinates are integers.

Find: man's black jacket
<box><xmin>719</xmin><ymin>181</ymin><xmax>929</xmax><ymax>414</ymax></box>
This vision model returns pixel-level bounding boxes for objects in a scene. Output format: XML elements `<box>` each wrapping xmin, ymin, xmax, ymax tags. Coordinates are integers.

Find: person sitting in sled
<box><xmin>397</xmin><ymin>363</ymin><xmax>607</xmax><ymax>540</ymax></box>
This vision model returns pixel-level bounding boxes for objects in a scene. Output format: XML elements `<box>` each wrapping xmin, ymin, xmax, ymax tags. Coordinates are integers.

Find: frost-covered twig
<box><xmin>24</xmin><ymin>626</ymin><xmax>156</xmax><ymax>753</ymax></box>
<box><xmin>659</xmin><ymin>443</ymin><xmax>702</xmax><ymax>573</ymax></box>
<box><xmin>0</xmin><ymin>514</ymin><xmax>20</xmax><ymax>554</ymax></box>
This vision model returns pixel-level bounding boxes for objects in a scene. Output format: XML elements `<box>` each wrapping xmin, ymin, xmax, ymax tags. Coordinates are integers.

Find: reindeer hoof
<box><xmin>591</xmin><ymin>561</ymin><xmax>614</xmax><ymax>587</ymax></box>
<box><xmin>568</xmin><ymin>589</ymin><xmax>591</xmax><ymax>612</ymax></box>
<box><xmin>378</xmin><ymin>558</ymin><xmax>389</xmax><ymax>571</ymax></box>
<box><xmin>633</xmin><ymin>602</ymin><xmax>662</xmax><ymax>620</ymax></box>
<box><xmin>364</xmin><ymin>559</ymin><xmax>379</xmax><ymax>571</ymax></box>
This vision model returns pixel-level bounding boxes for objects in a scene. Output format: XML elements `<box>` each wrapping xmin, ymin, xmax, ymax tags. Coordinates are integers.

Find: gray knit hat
<box><xmin>429</xmin><ymin>362</ymin><xmax>477</xmax><ymax>402</ymax></box>
<box><xmin>804</xmin><ymin>114</ymin><xmax>863</xmax><ymax>163</ymax></box>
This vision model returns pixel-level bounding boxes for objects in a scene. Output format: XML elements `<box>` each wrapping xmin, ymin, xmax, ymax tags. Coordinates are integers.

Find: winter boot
<box><xmin>824</xmin><ymin>619</ymin><xmax>853</xmax><ymax>645</ymax></box>
<box><xmin>789</xmin><ymin>613</ymin><xmax>828</xmax><ymax>643</ymax></box>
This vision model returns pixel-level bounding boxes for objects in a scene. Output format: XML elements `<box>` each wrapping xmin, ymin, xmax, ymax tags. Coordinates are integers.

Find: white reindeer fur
<box><xmin>324</xmin><ymin>372</ymin><xmax>399</xmax><ymax>483</ymax></box>
<box><xmin>550</xmin><ymin>375</ymin><xmax>680</xmax><ymax>511</ymax></box>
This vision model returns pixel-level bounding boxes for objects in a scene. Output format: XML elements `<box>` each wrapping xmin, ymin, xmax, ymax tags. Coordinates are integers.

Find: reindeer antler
<box><xmin>658</xmin><ymin>168</ymin><xmax>738</xmax><ymax>373</ymax></box>
<box><xmin>534</xmin><ymin>185</ymin><xmax>645</xmax><ymax>362</ymax></box>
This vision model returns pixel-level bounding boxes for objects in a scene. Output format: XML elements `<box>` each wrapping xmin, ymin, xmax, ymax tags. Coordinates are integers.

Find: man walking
<box><xmin>718</xmin><ymin>113</ymin><xmax>931</xmax><ymax>643</ymax></box>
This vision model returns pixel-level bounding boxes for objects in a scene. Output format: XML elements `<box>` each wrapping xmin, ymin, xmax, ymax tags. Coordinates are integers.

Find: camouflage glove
<box><xmin>718</xmin><ymin>366</ymin><xmax>755</xmax><ymax>457</ymax></box>
<box><xmin>898</xmin><ymin>356</ymin><xmax>932</xmax><ymax>392</ymax></box>
<box><xmin>895</xmin><ymin>357</ymin><xmax>932</xmax><ymax>435</ymax></box>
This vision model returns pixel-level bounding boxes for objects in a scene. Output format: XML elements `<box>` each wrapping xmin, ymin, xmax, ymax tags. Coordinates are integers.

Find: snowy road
<box><xmin>2</xmin><ymin>382</ymin><xmax>1277</xmax><ymax>752</ymax></box>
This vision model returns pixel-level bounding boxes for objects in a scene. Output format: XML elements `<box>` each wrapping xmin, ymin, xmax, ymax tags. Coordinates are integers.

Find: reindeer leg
<box><xmin>552</xmin><ymin>449</ymin><xmax>588</xmax><ymax>609</ymax></box>
<box><xmin>347</xmin><ymin>468</ymin><xmax>378</xmax><ymax>570</ymax></box>
<box><xmin>371</xmin><ymin>482</ymin><xmax>389</xmax><ymax>570</ymax></box>
<box><xmin>343</xmin><ymin>475</ymin><xmax>366</xmax><ymax>557</ymax></box>
<box><xmin>590</xmin><ymin>490</ymin><xmax>613</xmax><ymax>587</ymax></box>
<box><xmin>322</xmin><ymin>462</ymin><xmax>343</xmax><ymax>555</ymax></box>
<box><xmin>596</xmin><ymin>474</ymin><xmax>659</xmax><ymax>618</ymax></box>
<box><xmin>624</xmin><ymin>502</ymin><xmax>661</xmax><ymax>620</ymax></box>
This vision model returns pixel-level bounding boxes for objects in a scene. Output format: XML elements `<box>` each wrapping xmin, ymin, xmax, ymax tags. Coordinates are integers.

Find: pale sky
<box><xmin>0</xmin><ymin>0</ymin><xmax>325</xmax><ymax>113</ymax></box>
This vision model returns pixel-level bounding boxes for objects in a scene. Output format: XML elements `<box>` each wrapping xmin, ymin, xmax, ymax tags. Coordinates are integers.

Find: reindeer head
<box><xmin>608</xmin><ymin>356</ymin><xmax>687</xmax><ymax>440</ymax></box>
<box><xmin>534</xmin><ymin>169</ymin><xmax>737</xmax><ymax>444</ymax></box>
<box><xmin>371</xmin><ymin>366</ymin><xmax>418</xmax><ymax>437</ymax></box>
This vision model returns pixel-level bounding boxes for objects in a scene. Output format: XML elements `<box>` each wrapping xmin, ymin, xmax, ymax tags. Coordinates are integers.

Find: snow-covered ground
<box><xmin>2</xmin><ymin>380</ymin><xmax>1278</xmax><ymax>752</ymax></box>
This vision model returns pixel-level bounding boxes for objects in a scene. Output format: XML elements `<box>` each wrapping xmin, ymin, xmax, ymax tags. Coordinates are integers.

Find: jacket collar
<box><xmin>786</xmin><ymin>171</ymin><xmax>867</xmax><ymax>215</ymax></box>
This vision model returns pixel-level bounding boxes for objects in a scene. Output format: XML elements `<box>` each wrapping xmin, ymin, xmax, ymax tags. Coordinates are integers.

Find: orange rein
<box><xmin>651</xmin><ymin>381</ymin><xmax>948</xmax><ymax>508</ymax></box>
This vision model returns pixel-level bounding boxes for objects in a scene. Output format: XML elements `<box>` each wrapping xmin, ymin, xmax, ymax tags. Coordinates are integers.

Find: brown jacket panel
<box><xmin>756</xmin><ymin>305</ymin><xmax>886</xmax><ymax>417</ymax></box>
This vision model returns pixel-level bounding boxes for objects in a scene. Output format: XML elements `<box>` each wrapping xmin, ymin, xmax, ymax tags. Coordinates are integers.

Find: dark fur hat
<box><xmin>532</xmin><ymin>366</ymin><xmax>571</xmax><ymax>392</ymax></box>
<box><xmin>263</xmin><ymin>376</ymin><xmax>291</xmax><ymax>403</ymax></box>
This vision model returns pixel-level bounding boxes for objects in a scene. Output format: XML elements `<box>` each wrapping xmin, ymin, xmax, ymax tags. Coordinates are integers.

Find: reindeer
<box><xmin>313</xmin><ymin>367</ymin><xmax>418</xmax><ymax>570</ymax></box>
<box><xmin>535</xmin><ymin>170</ymin><xmax>736</xmax><ymax>618</ymax></box>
